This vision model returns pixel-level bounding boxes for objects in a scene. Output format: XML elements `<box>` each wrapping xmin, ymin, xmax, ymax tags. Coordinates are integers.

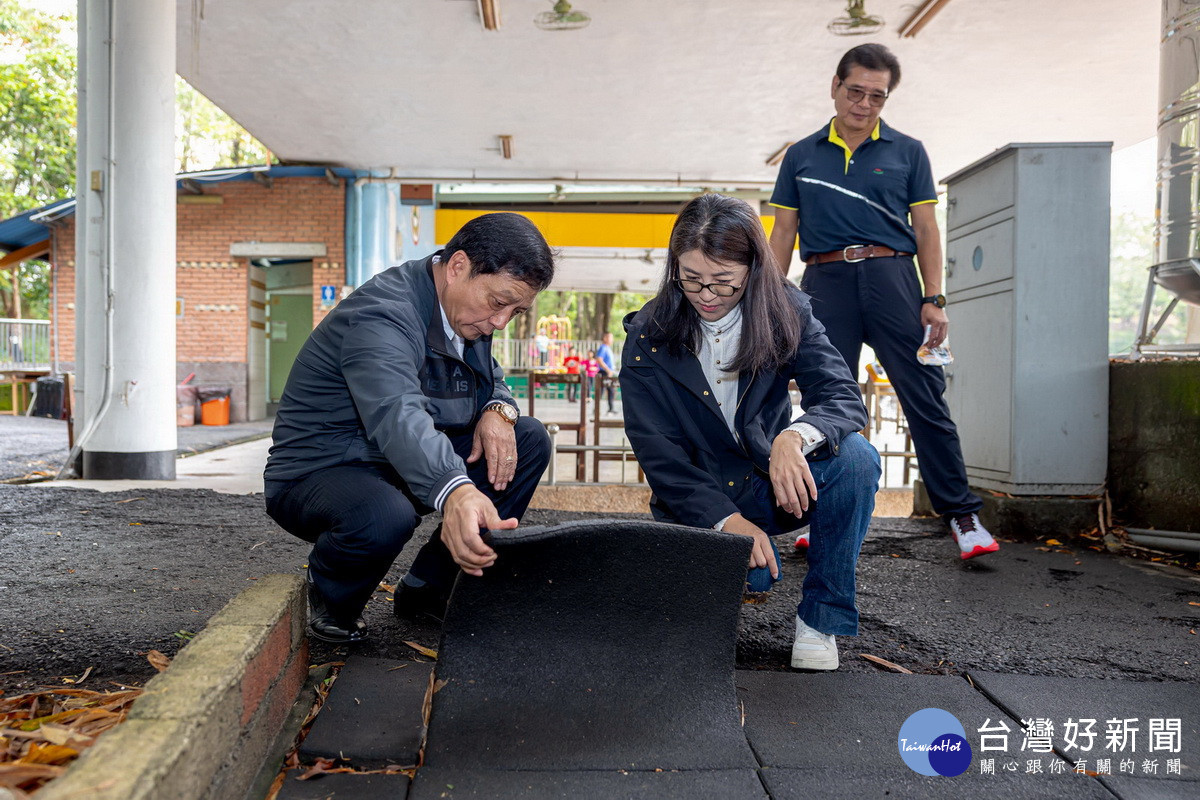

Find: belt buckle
<box><xmin>842</xmin><ymin>245</ymin><xmax>868</xmax><ymax>263</ymax></box>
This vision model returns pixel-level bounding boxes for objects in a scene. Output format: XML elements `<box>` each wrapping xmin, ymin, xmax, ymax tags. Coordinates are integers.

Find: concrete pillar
<box><xmin>75</xmin><ymin>0</ymin><xmax>176</xmax><ymax>479</ymax></box>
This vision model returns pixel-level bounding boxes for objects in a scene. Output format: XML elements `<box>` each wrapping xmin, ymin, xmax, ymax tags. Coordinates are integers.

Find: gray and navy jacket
<box><xmin>619</xmin><ymin>288</ymin><xmax>868</xmax><ymax>530</ymax></box>
<box><xmin>264</xmin><ymin>253</ymin><xmax>517</xmax><ymax>510</ymax></box>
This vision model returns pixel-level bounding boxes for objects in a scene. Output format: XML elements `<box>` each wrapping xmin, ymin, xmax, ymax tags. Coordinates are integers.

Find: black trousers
<box><xmin>266</xmin><ymin>416</ymin><xmax>551</xmax><ymax>620</ymax></box>
<box><xmin>801</xmin><ymin>255</ymin><xmax>982</xmax><ymax>518</ymax></box>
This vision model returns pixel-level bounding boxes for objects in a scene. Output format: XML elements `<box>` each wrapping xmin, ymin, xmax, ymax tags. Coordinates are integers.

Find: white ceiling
<box><xmin>176</xmin><ymin>0</ymin><xmax>1160</xmax><ymax>188</ymax></box>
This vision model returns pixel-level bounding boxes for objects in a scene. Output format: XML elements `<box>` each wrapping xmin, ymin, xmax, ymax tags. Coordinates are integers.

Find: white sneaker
<box><xmin>790</xmin><ymin>615</ymin><xmax>839</xmax><ymax>671</ymax></box>
<box><xmin>793</xmin><ymin>531</ymin><xmax>810</xmax><ymax>550</ymax></box>
<box><xmin>949</xmin><ymin>513</ymin><xmax>1000</xmax><ymax>560</ymax></box>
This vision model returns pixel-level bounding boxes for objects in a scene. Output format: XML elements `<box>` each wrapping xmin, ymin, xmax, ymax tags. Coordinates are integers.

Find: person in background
<box><xmin>264</xmin><ymin>213</ymin><xmax>555</xmax><ymax>643</ymax></box>
<box><xmin>534</xmin><ymin>331</ymin><xmax>550</xmax><ymax>367</ymax></box>
<box><xmin>583</xmin><ymin>350</ymin><xmax>600</xmax><ymax>401</ymax></box>
<box><xmin>621</xmin><ymin>193</ymin><xmax>880</xmax><ymax>671</ymax></box>
<box><xmin>766</xmin><ymin>42</ymin><xmax>997</xmax><ymax>561</ymax></box>
<box><xmin>563</xmin><ymin>345</ymin><xmax>582</xmax><ymax>402</ymax></box>
<box><xmin>595</xmin><ymin>331</ymin><xmax>618</xmax><ymax>414</ymax></box>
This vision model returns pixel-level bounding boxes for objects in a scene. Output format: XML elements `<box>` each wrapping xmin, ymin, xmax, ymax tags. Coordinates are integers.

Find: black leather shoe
<box><xmin>393</xmin><ymin>579</ymin><xmax>450</xmax><ymax>624</ymax></box>
<box><xmin>306</xmin><ymin>572</ymin><xmax>368</xmax><ymax>644</ymax></box>
<box><xmin>309</xmin><ymin>614</ymin><xmax>368</xmax><ymax>644</ymax></box>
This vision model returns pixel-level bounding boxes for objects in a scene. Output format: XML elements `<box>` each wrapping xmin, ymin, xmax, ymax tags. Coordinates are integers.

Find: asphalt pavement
<box><xmin>0</xmin><ymin>421</ymin><xmax>1197</xmax><ymax>798</ymax></box>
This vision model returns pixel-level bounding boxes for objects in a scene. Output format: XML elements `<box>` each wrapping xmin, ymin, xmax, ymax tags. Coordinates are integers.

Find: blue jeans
<box><xmin>744</xmin><ymin>432</ymin><xmax>880</xmax><ymax>636</ymax></box>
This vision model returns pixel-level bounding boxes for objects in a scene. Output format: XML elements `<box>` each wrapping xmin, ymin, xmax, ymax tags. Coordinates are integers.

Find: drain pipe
<box><xmin>1124</xmin><ymin>528</ymin><xmax>1200</xmax><ymax>555</ymax></box>
<box><xmin>57</xmin><ymin>0</ymin><xmax>118</xmax><ymax>480</ymax></box>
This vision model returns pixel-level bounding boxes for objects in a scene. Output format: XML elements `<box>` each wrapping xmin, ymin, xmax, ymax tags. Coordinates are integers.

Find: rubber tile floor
<box><xmin>275</xmin><ymin>657</ymin><xmax>1198</xmax><ymax>800</ymax></box>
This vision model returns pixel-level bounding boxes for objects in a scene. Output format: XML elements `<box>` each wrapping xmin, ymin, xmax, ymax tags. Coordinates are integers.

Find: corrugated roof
<box><xmin>0</xmin><ymin>165</ymin><xmax>356</xmax><ymax>254</ymax></box>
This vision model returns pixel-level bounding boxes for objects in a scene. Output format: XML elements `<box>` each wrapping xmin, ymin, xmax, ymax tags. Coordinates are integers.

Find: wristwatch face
<box><xmin>924</xmin><ymin>294</ymin><xmax>947</xmax><ymax>308</ymax></box>
<box><xmin>489</xmin><ymin>402</ymin><xmax>518</xmax><ymax>422</ymax></box>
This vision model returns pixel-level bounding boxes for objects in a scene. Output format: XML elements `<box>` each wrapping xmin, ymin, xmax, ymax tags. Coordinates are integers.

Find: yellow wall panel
<box><xmin>436</xmin><ymin>208</ymin><xmax>779</xmax><ymax>249</ymax></box>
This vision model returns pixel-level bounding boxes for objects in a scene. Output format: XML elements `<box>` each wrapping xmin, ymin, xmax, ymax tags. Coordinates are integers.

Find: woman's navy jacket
<box><xmin>619</xmin><ymin>289</ymin><xmax>868</xmax><ymax>530</ymax></box>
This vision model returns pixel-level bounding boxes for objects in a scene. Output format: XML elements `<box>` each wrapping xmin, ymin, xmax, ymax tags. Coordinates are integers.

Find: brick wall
<box><xmin>48</xmin><ymin>176</ymin><xmax>345</xmax><ymax>421</ymax></box>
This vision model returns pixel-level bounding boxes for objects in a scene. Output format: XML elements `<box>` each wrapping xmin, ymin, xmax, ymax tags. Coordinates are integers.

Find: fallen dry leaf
<box><xmin>1045</xmin><ymin>539</ymin><xmax>1063</xmax><ymax>546</ymax></box>
<box><xmin>402</xmin><ymin>641</ymin><xmax>438</xmax><ymax>659</ymax></box>
<box><xmin>377</xmin><ymin>582</ymin><xmax>396</xmax><ymax>593</ymax></box>
<box><xmin>859</xmin><ymin>654</ymin><xmax>914</xmax><ymax>674</ymax></box>
<box><xmin>296</xmin><ymin>757</ymin><xmax>354</xmax><ymax>780</ymax></box>
<box><xmin>62</xmin><ymin>666</ymin><xmax>93</xmax><ymax>686</ymax></box>
<box><xmin>147</xmin><ymin>650</ymin><xmax>171</xmax><ymax>673</ymax></box>
<box><xmin>17</xmin><ymin>743</ymin><xmax>78</xmax><ymax>765</ymax></box>
<box><xmin>0</xmin><ymin>686</ymin><xmax>140</xmax><ymax>792</ymax></box>
<box><xmin>0</xmin><ymin>762</ymin><xmax>66</xmax><ymax>785</ymax></box>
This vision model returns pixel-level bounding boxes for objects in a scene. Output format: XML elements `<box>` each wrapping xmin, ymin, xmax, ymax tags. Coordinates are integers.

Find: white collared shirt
<box><xmin>439</xmin><ymin>303</ymin><xmax>464</xmax><ymax>359</ymax></box>
<box><xmin>697</xmin><ymin>303</ymin><xmax>826</xmax><ymax>532</ymax></box>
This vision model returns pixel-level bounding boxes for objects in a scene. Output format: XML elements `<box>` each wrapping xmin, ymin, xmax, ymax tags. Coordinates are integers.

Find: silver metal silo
<box><xmin>1135</xmin><ymin>0</ymin><xmax>1200</xmax><ymax>355</ymax></box>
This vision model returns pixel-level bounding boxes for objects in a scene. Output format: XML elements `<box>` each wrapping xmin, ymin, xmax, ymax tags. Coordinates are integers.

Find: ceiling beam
<box><xmin>899</xmin><ymin>0</ymin><xmax>954</xmax><ymax>38</ymax></box>
<box><xmin>478</xmin><ymin>0</ymin><xmax>500</xmax><ymax>31</ymax></box>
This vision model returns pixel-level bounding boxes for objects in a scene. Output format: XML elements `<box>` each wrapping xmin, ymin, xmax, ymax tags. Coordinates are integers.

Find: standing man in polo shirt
<box><xmin>767</xmin><ymin>43</ymin><xmax>998</xmax><ymax>561</ymax></box>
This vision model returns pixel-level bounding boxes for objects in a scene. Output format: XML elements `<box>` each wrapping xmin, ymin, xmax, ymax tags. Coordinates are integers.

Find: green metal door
<box><xmin>267</xmin><ymin>293</ymin><xmax>313</xmax><ymax>403</ymax></box>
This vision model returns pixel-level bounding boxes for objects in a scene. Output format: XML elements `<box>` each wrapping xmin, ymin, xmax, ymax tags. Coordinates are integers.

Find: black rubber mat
<box><xmin>423</xmin><ymin>520</ymin><xmax>756</xmax><ymax>772</ymax></box>
<box><xmin>968</xmin><ymin>671</ymin><xmax>1199</xmax><ymax>787</ymax></box>
<box><xmin>409</xmin><ymin>767</ymin><xmax>768</xmax><ymax>799</ymax></box>
<box><xmin>736</xmin><ymin>671</ymin><xmax>1006</xmax><ymax>772</ymax></box>
<box><xmin>759</xmin><ymin>768</ymin><xmax>1118</xmax><ymax>799</ymax></box>
<box><xmin>273</xmin><ymin>770</ymin><xmax>410</xmax><ymax>800</ymax></box>
<box><xmin>299</xmin><ymin>656</ymin><xmax>434</xmax><ymax>769</ymax></box>
<box><xmin>1100</xmin><ymin>776</ymin><xmax>1200</xmax><ymax>799</ymax></box>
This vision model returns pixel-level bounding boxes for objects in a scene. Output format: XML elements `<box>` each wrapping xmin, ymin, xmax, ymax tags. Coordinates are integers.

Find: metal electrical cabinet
<box><xmin>940</xmin><ymin>143</ymin><xmax>1110</xmax><ymax>495</ymax></box>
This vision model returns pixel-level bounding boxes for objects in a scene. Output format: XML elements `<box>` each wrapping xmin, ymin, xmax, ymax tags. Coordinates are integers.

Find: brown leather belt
<box><xmin>806</xmin><ymin>245</ymin><xmax>913</xmax><ymax>265</ymax></box>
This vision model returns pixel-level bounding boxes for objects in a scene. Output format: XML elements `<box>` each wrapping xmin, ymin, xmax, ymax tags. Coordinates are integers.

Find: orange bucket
<box><xmin>200</xmin><ymin>395</ymin><xmax>230</xmax><ymax>426</ymax></box>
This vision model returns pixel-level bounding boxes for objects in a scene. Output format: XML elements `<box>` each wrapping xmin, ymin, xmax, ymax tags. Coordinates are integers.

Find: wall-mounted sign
<box><xmin>320</xmin><ymin>284</ymin><xmax>337</xmax><ymax>310</ymax></box>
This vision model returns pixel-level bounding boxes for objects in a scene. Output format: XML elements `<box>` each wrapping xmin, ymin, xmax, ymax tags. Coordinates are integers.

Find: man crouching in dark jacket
<box><xmin>264</xmin><ymin>213</ymin><xmax>554</xmax><ymax>643</ymax></box>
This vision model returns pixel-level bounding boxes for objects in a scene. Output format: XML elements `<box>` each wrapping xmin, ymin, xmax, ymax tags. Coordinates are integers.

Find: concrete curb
<box><xmin>39</xmin><ymin>574</ymin><xmax>310</xmax><ymax>800</ymax></box>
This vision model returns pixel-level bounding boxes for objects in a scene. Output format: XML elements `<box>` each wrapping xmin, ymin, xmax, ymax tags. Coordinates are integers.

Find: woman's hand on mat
<box><xmin>442</xmin><ymin>484</ymin><xmax>515</xmax><ymax>575</ymax></box>
<box><xmin>469</xmin><ymin>411</ymin><xmax>519</xmax><ymax>490</ymax></box>
<box><xmin>723</xmin><ymin>513</ymin><xmax>779</xmax><ymax>579</ymax></box>
<box><xmin>770</xmin><ymin>430</ymin><xmax>817</xmax><ymax>517</ymax></box>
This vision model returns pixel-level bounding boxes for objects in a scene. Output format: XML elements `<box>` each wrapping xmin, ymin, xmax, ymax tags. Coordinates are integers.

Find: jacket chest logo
<box><xmin>421</xmin><ymin>360</ymin><xmax>474</xmax><ymax>399</ymax></box>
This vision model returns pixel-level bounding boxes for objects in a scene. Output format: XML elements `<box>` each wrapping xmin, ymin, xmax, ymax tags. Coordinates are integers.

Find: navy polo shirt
<box><xmin>769</xmin><ymin>118</ymin><xmax>937</xmax><ymax>262</ymax></box>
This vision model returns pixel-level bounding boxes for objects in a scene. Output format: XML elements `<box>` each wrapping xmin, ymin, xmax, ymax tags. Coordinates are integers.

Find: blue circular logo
<box><xmin>898</xmin><ymin>708</ymin><xmax>972</xmax><ymax>776</ymax></box>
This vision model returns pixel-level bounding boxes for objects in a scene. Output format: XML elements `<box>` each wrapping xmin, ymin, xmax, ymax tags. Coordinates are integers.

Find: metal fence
<box><xmin>0</xmin><ymin>319</ymin><xmax>51</xmax><ymax>371</ymax></box>
<box><xmin>492</xmin><ymin>337</ymin><xmax>609</xmax><ymax>374</ymax></box>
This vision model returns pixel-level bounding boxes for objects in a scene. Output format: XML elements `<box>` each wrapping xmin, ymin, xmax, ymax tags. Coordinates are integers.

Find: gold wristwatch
<box><xmin>484</xmin><ymin>401</ymin><xmax>519</xmax><ymax>425</ymax></box>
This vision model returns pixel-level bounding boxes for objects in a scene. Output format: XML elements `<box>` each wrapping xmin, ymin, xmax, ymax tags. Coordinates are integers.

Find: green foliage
<box><xmin>0</xmin><ymin>0</ymin><xmax>74</xmax><ymax>319</ymax></box>
<box><xmin>0</xmin><ymin>4</ymin><xmax>269</xmax><ymax>321</ymax></box>
<box><xmin>0</xmin><ymin>0</ymin><xmax>76</xmax><ymax>221</ymax></box>
<box><xmin>176</xmin><ymin>77</ymin><xmax>271</xmax><ymax>171</ymax></box>
<box><xmin>1108</xmin><ymin>212</ymin><xmax>1187</xmax><ymax>354</ymax></box>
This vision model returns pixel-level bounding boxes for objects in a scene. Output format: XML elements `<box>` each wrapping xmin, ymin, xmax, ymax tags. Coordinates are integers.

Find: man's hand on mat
<box><xmin>442</xmin><ymin>484</ymin><xmax>516</xmax><ymax>575</ymax></box>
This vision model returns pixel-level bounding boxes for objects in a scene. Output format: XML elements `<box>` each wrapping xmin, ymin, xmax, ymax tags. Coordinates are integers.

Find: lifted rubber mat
<box><xmin>422</xmin><ymin>520</ymin><xmax>756</xmax><ymax>772</ymax></box>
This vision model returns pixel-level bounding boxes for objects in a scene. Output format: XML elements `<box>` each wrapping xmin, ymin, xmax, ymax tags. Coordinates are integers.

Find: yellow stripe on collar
<box><xmin>827</xmin><ymin>119</ymin><xmax>882</xmax><ymax>174</ymax></box>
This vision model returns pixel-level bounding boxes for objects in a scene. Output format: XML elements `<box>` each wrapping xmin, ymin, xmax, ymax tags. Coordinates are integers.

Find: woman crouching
<box><xmin>619</xmin><ymin>193</ymin><xmax>881</xmax><ymax>670</ymax></box>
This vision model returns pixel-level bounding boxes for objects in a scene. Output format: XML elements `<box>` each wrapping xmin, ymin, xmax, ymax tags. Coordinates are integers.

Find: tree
<box><xmin>0</xmin><ymin>0</ymin><xmax>74</xmax><ymax>319</ymax></box>
<box><xmin>0</xmin><ymin>0</ymin><xmax>75</xmax><ymax>220</ymax></box>
<box><xmin>0</xmin><ymin>4</ymin><xmax>273</xmax><ymax>321</ymax></box>
<box><xmin>1107</xmin><ymin>211</ymin><xmax>1186</xmax><ymax>354</ymax></box>
<box><xmin>175</xmin><ymin>77</ymin><xmax>270</xmax><ymax>172</ymax></box>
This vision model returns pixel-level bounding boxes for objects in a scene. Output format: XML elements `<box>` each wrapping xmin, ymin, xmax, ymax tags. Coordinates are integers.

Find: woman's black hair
<box><xmin>648</xmin><ymin>193</ymin><xmax>803</xmax><ymax>374</ymax></box>
<box><xmin>441</xmin><ymin>212</ymin><xmax>555</xmax><ymax>291</ymax></box>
